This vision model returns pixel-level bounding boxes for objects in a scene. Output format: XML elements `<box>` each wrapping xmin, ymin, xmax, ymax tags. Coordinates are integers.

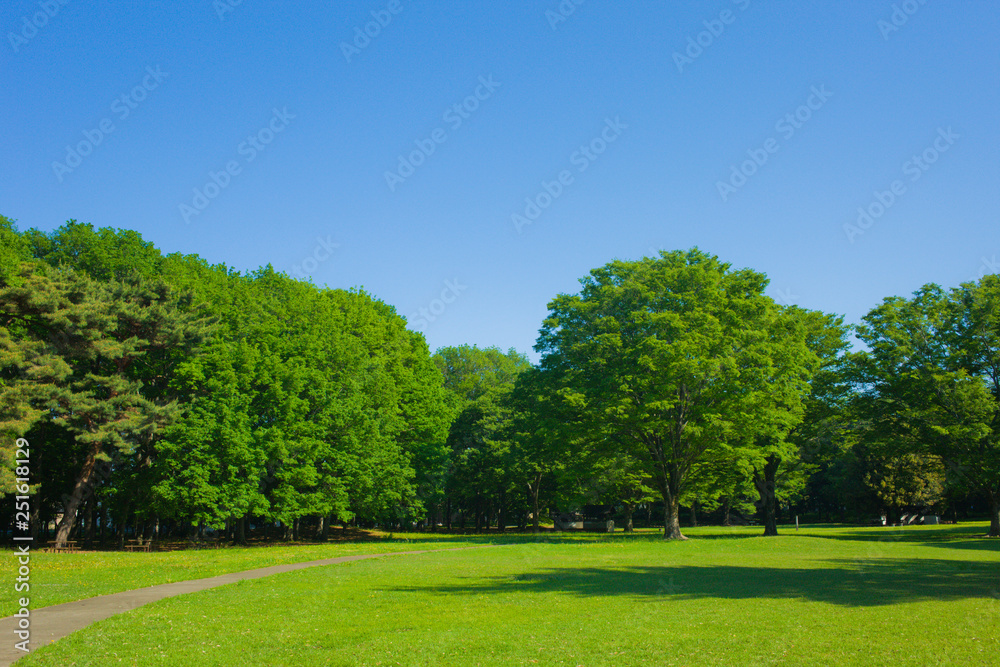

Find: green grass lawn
<box><xmin>15</xmin><ymin>523</ymin><xmax>1000</xmax><ymax>666</ymax></box>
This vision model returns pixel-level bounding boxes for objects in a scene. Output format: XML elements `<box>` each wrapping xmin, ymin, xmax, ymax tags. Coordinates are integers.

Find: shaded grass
<box><xmin>17</xmin><ymin>523</ymin><xmax>1000</xmax><ymax>666</ymax></box>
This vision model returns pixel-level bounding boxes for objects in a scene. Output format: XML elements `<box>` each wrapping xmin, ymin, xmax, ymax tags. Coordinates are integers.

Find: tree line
<box><xmin>1</xmin><ymin>218</ymin><xmax>997</xmax><ymax>543</ymax></box>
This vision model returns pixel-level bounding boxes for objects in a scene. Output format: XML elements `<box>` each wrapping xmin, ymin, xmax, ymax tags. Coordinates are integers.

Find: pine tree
<box><xmin>0</xmin><ymin>265</ymin><xmax>209</xmax><ymax>546</ymax></box>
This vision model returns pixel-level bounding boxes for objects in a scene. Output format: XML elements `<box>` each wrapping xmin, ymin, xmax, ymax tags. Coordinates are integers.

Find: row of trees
<box><xmin>1</xmin><ymin>218</ymin><xmax>997</xmax><ymax>543</ymax></box>
<box><xmin>1</xmin><ymin>218</ymin><xmax>454</xmax><ymax>546</ymax></box>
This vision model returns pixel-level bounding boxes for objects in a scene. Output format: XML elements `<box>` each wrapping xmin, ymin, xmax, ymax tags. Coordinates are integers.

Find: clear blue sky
<box><xmin>3</xmin><ymin>1</ymin><xmax>998</xmax><ymax>360</ymax></box>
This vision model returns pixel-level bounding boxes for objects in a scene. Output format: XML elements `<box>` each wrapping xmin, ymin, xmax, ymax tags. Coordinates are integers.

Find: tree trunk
<box><xmin>532</xmin><ymin>493</ymin><xmax>540</xmax><ymax>533</ymax></box>
<box><xmin>662</xmin><ymin>494</ymin><xmax>685</xmax><ymax>540</ymax></box>
<box><xmin>989</xmin><ymin>492</ymin><xmax>999</xmax><ymax>538</ymax></box>
<box><xmin>497</xmin><ymin>489</ymin><xmax>506</xmax><ymax>533</ymax></box>
<box><xmin>99</xmin><ymin>503</ymin><xmax>109</xmax><ymax>545</ymax></box>
<box><xmin>116</xmin><ymin>504</ymin><xmax>130</xmax><ymax>550</ymax></box>
<box><xmin>722</xmin><ymin>497</ymin><xmax>731</xmax><ymax>526</ymax></box>
<box><xmin>753</xmin><ymin>454</ymin><xmax>781</xmax><ymax>537</ymax></box>
<box><xmin>82</xmin><ymin>499</ymin><xmax>95</xmax><ymax>549</ymax></box>
<box><xmin>235</xmin><ymin>516</ymin><xmax>247</xmax><ymax>545</ymax></box>
<box><xmin>316</xmin><ymin>515</ymin><xmax>326</xmax><ymax>542</ymax></box>
<box><xmin>88</xmin><ymin>499</ymin><xmax>98</xmax><ymax>547</ymax></box>
<box><xmin>691</xmin><ymin>499</ymin><xmax>699</xmax><ymax>528</ymax></box>
<box><xmin>624</xmin><ymin>504</ymin><xmax>634</xmax><ymax>533</ymax></box>
<box><xmin>54</xmin><ymin>447</ymin><xmax>99</xmax><ymax>548</ymax></box>
<box><xmin>529</xmin><ymin>473</ymin><xmax>542</xmax><ymax>534</ymax></box>
<box><xmin>30</xmin><ymin>504</ymin><xmax>41</xmax><ymax>542</ymax></box>
<box><xmin>320</xmin><ymin>513</ymin><xmax>331</xmax><ymax>541</ymax></box>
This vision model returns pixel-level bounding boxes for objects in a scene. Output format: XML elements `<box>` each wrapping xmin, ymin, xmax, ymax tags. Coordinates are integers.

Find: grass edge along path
<box><xmin>0</xmin><ymin>546</ymin><xmax>500</xmax><ymax>667</ymax></box>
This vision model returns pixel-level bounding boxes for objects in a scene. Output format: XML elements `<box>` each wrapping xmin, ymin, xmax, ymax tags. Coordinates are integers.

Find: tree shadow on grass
<box><xmin>390</xmin><ymin>558</ymin><xmax>1000</xmax><ymax>607</ymax></box>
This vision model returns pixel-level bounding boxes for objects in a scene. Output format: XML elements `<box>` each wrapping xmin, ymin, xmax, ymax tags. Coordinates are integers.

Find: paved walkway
<box><xmin>0</xmin><ymin>547</ymin><xmax>478</xmax><ymax>665</ymax></box>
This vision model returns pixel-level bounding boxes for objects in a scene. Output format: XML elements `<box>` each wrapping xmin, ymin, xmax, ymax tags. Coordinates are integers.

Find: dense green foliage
<box><xmin>1</xmin><ymin>220</ymin><xmax>453</xmax><ymax>545</ymax></box>
<box><xmin>1</xmin><ymin>218</ymin><xmax>998</xmax><ymax>544</ymax></box>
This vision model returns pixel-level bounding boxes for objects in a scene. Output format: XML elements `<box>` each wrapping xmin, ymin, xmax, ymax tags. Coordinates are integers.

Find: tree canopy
<box><xmin>533</xmin><ymin>249</ymin><xmax>825</xmax><ymax>539</ymax></box>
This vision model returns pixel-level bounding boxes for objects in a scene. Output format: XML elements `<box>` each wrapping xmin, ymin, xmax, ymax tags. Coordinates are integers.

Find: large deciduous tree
<box><xmin>534</xmin><ymin>249</ymin><xmax>820</xmax><ymax>540</ymax></box>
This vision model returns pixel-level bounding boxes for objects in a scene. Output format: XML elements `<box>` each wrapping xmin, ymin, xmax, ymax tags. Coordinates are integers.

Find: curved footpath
<box><xmin>0</xmin><ymin>546</ymin><xmax>494</xmax><ymax>666</ymax></box>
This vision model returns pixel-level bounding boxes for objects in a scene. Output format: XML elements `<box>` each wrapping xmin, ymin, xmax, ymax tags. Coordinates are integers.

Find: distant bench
<box><xmin>45</xmin><ymin>540</ymin><xmax>79</xmax><ymax>553</ymax></box>
<box><xmin>124</xmin><ymin>539</ymin><xmax>151</xmax><ymax>552</ymax></box>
